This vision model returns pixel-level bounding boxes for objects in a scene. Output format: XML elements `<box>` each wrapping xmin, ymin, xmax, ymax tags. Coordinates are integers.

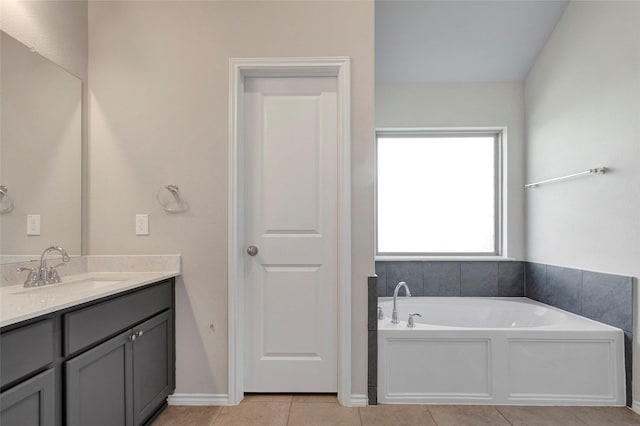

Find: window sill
<box><xmin>375</xmin><ymin>256</ymin><xmax>517</xmax><ymax>262</ymax></box>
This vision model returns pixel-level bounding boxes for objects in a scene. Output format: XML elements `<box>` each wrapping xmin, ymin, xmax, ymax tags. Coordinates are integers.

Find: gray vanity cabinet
<box><xmin>65</xmin><ymin>288</ymin><xmax>174</xmax><ymax>426</ymax></box>
<box><xmin>0</xmin><ymin>278</ymin><xmax>175</xmax><ymax>426</ymax></box>
<box><xmin>0</xmin><ymin>369</ymin><xmax>55</xmax><ymax>426</ymax></box>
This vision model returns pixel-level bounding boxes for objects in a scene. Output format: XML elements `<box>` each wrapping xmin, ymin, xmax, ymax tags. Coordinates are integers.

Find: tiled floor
<box><xmin>153</xmin><ymin>394</ymin><xmax>640</xmax><ymax>426</ymax></box>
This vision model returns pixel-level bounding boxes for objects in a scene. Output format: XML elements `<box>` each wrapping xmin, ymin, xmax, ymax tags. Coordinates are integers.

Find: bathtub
<box><xmin>377</xmin><ymin>297</ymin><xmax>625</xmax><ymax>406</ymax></box>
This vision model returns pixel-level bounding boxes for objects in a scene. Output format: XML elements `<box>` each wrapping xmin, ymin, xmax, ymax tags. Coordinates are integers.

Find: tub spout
<box><xmin>392</xmin><ymin>281</ymin><xmax>411</xmax><ymax>324</ymax></box>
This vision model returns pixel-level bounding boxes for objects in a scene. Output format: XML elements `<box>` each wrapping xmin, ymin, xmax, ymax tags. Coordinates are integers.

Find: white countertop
<box><xmin>0</xmin><ymin>271</ymin><xmax>179</xmax><ymax>327</ymax></box>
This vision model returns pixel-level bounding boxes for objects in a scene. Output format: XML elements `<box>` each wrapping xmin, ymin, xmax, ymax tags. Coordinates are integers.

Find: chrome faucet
<box><xmin>17</xmin><ymin>246</ymin><xmax>70</xmax><ymax>287</ymax></box>
<box><xmin>39</xmin><ymin>246</ymin><xmax>70</xmax><ymax>284</ymax></box>
<box><xmin>392</xmin><ymin>281</ymin><xmax>411</xmax><ymax>324</ymax></box>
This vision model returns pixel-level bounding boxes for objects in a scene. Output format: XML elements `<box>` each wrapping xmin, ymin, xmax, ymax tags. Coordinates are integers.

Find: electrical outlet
<box><xmin>27</xmin><ymin>214</ymin><xmax>41</xmax><ymax>235</ymax></box>
<box><xmin>136</xmin><ymin>214</ymin><xmax>149</xmax><ymax>236</ymax></box>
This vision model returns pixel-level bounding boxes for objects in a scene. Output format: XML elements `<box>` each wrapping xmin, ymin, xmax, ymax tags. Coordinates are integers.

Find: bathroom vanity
<box><xmin>0</xmin><ymin>274</ymin><xmax>176</xmax><ymax>426</ymax></box>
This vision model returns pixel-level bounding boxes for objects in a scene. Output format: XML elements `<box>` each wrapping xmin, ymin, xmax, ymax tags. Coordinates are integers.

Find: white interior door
<box><xmin>243</xmin><ymin>76</ymin><xmax>338</xmax><ymax>392</ymax></box>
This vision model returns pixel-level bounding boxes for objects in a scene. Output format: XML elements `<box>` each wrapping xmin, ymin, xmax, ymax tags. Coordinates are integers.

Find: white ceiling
<box><xmin>376</xmin><ymin>0</ymin><xmax>569</xmax><ymax>83</ymax></box>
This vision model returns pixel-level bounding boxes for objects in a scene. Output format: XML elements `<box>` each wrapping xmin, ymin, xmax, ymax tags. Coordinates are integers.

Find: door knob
<box><xmin>246</xmin><ymin>245</ymin><xmax>259</xmax><ymax>256</ymax></box>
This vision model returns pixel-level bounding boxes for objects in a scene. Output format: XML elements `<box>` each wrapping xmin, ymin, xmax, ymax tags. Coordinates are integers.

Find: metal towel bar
<box><xmin>525</xmin><ymin>167</ymin><xmax>607</xmax><ymax>189</ymax></box>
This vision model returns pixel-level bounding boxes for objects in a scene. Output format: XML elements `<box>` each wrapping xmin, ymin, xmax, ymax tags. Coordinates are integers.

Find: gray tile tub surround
<box><xmin>424</xmin><ymin>262</ymin><xmax>461</xmax><ymax>296</ymax></box>
<box><xmin>367</xmin><ymin>276</ymin><xmax>378</xmax><ymax>405</ymax></box>
<box><xmin>375</xmin><ymin>261</ymin><xmax>525</xmax><ymax>298</ymax></box>
<box><xmin>582</xmin><ymin>271</ymin><xmax>634</xmax><ymax>333</ymax></box>
<box><xmin>524</xmin><ymin>263</ymin><xmax>633</xmax><ymax>333</ymax></box>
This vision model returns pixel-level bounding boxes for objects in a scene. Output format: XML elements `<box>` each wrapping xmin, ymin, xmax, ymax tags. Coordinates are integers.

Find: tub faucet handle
<box><xmin>377</xmin><ymin>306</ymin><xmax>384</xmax><ymax>320</ymax></box>
<box><xmin>407</xmin><ymin>312</ymin><xmax>422</xmax><ymax>328</ymax></box>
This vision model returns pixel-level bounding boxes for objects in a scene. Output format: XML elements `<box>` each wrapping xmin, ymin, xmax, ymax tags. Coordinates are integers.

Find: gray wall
<box><xmin>525</xmin><ymin>1</ymin><xmax>640</xmax><ymax>401</ymax></box>
<box><xmin>87</xmin><ymin>1</ymin><xmax>375</xmax><ymax>397</ymax></box>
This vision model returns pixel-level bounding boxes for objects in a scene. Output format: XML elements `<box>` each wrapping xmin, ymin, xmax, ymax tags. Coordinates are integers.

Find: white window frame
<box><xmin>375</xmin><ymin>127</ymin><xmax>505</xmax><ymax>260</ymax></box>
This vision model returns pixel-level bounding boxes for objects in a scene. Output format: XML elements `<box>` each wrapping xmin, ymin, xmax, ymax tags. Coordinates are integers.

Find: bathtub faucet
<box><xmin>392</xmin><ymin>281</ymin><xmax>411</xmax><ymax>324</ymax></box>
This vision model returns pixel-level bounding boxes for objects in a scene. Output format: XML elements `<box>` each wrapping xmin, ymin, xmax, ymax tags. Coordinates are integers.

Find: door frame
<box><xmin>228</xmin><ymin>57</ymin><xmax>352</xmax><ymax>406</ymax></box>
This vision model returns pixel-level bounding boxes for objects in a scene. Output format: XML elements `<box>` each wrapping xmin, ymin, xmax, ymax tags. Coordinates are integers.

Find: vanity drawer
<box><xmin>1</xmin><ymin>319</ymin><xmax>54</xmax><ymax>388</ymax></box>
<box><xmin>63</xmin><ymin>281</ymin><xmax>172</xmax><ymax>355</ymax></box>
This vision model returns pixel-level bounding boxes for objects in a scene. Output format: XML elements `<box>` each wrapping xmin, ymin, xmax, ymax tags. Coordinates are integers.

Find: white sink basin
<box><xmin>10</xmin><ymin>277</ymin><xmax>125</xmax><ymax>295</ymax></box>
<box><xmin>67</xmin><ymin>279</ymin><xmax>124</xmax><ymax>289</ymax></box>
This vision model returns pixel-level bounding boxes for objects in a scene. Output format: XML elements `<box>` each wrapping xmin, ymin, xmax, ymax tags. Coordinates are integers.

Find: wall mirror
<box><xmin>0</xmin><ymin>30</ymin><xmax>82</xmax><ymax>264</ymax></box>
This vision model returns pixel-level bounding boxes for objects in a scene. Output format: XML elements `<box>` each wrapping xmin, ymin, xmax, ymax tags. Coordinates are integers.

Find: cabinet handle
<box><xmin>136</xmin><ymin>330</ymin><xmax>144</xmax><ymax>338</ymax></box>
<box><xmin>129</xmin><ymin>334</ymin><xmax>137</xmax><ymax>341</ymax></box>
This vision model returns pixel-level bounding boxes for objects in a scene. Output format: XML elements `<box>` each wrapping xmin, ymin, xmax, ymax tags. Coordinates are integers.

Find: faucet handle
<box><xmin>407</xmin><ymin>312</ymin><xmax>422</xmax><ymax>328</ymax></box>
<box><xmin>48</xmin><ymin>267</ymin><xmax>61</xmax><ymax>283</ymax></box>
<box><xmin>48</xmin><ymin>262</ymin><xmax>67</xmax><ymax>283</ymax></box>
<box><xmin>377</xmin><ymin>306</ymin><xmax>384</xmax><ymax>320</ymax></box>
<box><xmin>17</xmin><ymin>267</ymin><xmax>39</xmax><ymax>287</ymax></box>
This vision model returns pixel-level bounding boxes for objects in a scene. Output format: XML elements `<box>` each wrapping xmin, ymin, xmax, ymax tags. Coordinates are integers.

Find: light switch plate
<box><xmin>27</xmin><ymin>214</ymin><xmax>41</xmax><ymax>235</ymax></box>
<box><xmin>136</xmin><ymin>214</ymin><xmax>149</xmax><ymax>236</ymax></box>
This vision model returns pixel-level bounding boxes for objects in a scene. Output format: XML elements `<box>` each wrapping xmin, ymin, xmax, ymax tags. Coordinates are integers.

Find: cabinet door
<box><xmin>132</xmin><ymin>310</ymin><xmax>173</xmax><ymax>425</ymax></box>
<box><xmin>0</xmin><ymin>368</ymin><xmax>55</xmax><ymax>426</ymax></box>
<box><xmin>66</xmin><ymin>329</ymin><xmax>133</xmax><ymax>426</ymax></box>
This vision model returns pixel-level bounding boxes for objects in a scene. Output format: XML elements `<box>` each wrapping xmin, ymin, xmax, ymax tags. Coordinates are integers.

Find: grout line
<box><xmin>494</xmin><ymin>406</ymin><xmax>514</xmax><ymax>426</ymax></box>
<box><xmin>424</xmin><ymin>406</ymin><xmax>438</xmax><ymax>425</ymax></box>
<box><xmin>285</xmin><ymin>398</ymin><xmax>293</xmax><ymax>425</ymax></box>
<box><xmin>209</xmin><ymin>405</ymin><xmax>222</xmax><ymax>426</ymax></box>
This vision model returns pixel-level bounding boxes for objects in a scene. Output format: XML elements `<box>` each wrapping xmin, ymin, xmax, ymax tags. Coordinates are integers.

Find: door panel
<box><xmin>244</xmin><ymin>76</ymin><xmax>338</xmax><ymax>392</ymax></box>
<box><xmin>65</xmin><ymin>330</ymin><xmax>132</xmax><ymax>426</ymax></box>
<box><xmin>0</xmin><ymin>369</ymin><xmax>55</xmax><ymax>426</ymax></box>
<box><xmin>263</xmin><ymin>266</ymin><xmax>321</xmax><ymax>356</ymax></box>
<box><xmin>262</xmin><ymin>96</ymin><xmax>320</xmax><ymax>233</ymax></box>
<box><xmin>133</xmin><ymin>311</ymin><xmax>172</xmax><ymax>425</ymax></box>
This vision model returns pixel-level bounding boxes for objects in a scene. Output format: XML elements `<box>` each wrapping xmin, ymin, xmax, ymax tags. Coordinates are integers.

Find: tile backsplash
<box><xmin>375</xmin><ymin>261</ymin><xmax>525</xmax><ymax>297</ymax></box>
<box><xmin>525</xmin><ymin>263</ymin><xmax>633</xmax><ymax>333</ymax></box>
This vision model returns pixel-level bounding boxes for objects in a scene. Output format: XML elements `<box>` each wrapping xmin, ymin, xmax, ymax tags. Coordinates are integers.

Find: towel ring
<box><xmin>0</xmin><ymin>185</ymin><xmax>14</xmax><ymax>214</ymax></box>
<box><xmin>157</xmin><ymin>184</ymin><xmax>188</xmax><ymax>213</ymax></box>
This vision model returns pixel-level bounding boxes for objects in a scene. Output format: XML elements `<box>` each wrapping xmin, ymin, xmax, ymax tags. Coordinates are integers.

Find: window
<box><xmin>376</xmin><ymin>130</ymin><xmax>502</xmax><ymax>256</ymax></box>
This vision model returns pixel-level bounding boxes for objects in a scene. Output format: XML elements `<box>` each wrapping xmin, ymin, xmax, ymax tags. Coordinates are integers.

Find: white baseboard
<box><xmin>167</xmin><ymin>393</ymin><xmax>231</xmax><ymax>406</ymax></box>
<box><xmin>168</xmin><ymin>393</ymin><xmax>368</xmax><ymax>407</ymax></box>
<box><xmin>349</xmin><ymin>394</ymin><xmax>369</xmax><ymax>407</ymax></box>
<box><xmin>632</xmin><ymin>400</ymin><xmax>640</xmax><ymax>415</ymax></box>
<box><xmin>169</xmin><ymin>393</ymin><xmax>368</xmax><ymax>407</ymax></box>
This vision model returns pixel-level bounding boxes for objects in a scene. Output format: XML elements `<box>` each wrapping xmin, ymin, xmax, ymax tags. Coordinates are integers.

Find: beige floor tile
<box><xmin>292</xmin><ymin>393</ymin><xmax>339</xmax><ymax>403</ymax></box>
<box><xmin>496</xmin><ymin>406</ymin><xmax>585</xmax><ymax>426</ymax></box>
<box><xmin>214</xmin><ymin>401</ymin><xmax>290</xmax><ymax>426</ymax></box>
<box><xmin>243</xmin><ymin>393</ymin><xmax>294</xmax><ymax>403</ymax></box>
<box><xmin>428</xmin><ymin>405</ymin><xmax>510</xmax><ymax>426</ymax></box>
<box><xmin>360</xmin><ymin>404</ymin><xmax>435</xmax><ymax>426</ymax></box>
<box><xmin>288</xmin><ymin>402</ymin><xmax>361</xmax><ymax>426</ymax></box>
<box><xmin>152</xmin><ymin>405</ymin><xmax>221</xmax><ymax>426</ymax></box>
<box><xmin>572</xmin><ymin>406</ymin><xmax>640</xmax><ymax>426</ymax></box>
